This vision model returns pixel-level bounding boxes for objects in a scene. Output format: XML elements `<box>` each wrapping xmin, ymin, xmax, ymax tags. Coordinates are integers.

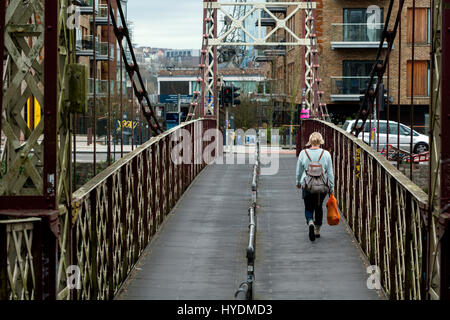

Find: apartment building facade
<box><xmin>265</xmin><ymin>0</ymin><xmax>431</xmax><ymax>130</ymax></box>
<box><xmin>75</xmin><ymin>0</ymin><xmax>123</xmax><ymax>136</ymax></box>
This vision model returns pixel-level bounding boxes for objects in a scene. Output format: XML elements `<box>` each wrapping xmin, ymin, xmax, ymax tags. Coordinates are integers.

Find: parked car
<box><xmin>342</xmin><ymin>120</ymin><xmax>429</xmax><ymax>154</ymax></box>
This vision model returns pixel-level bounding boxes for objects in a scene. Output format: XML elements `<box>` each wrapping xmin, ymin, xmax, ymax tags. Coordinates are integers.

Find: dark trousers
<box><xmin>302</xmin><ymin>189</ymin><xmax>327</xmax><ymax>226</ymax></box>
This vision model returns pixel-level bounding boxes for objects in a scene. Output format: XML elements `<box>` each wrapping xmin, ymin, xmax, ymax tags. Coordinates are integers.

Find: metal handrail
<box><xmin>236</xmin><ymin>130</ymin><xmax>260</xmax><ymax>300</ymax></box>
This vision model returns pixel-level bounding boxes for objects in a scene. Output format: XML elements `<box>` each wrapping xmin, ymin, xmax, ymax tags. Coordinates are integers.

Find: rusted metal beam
<box><xmin>0</xmin><ymin>0</ymin><xmax>5</xmax><ymax>144</ymax></box>
<box><xmin>440</xmin><ymin>0</ymin><xmax>450</xmax><ymax>300</ymax></box>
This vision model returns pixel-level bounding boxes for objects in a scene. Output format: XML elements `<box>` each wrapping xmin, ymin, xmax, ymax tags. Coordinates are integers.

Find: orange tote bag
<box><xmin>326</xmin><ymin>193</ymin><xmax>340</xmax><ymax>226</ymax></box>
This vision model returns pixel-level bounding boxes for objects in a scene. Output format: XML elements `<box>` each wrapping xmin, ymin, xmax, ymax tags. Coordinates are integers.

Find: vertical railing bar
<box><xmin>142</xmin><ymin>150</ymin><xmax>150</xmax><ymax>245</ymax></box>
<box><xmin>120</xmin><ymin>165</ymin><xmax>128</xmax><ymax>278</ymax></box>
<box><xmin>151</xmin><ymin>144</ymin><xmax>158</xmax><ymax>231</ymax></box>
<box><xmin>410</xmin><ymin>0</ymin><xmax>416</xmax><ymax>181</ymax></box>
<box><xmin>120</xmin><ymin>25</ymin><xmax>123</xmax><ymax>158</ymax></box>
<box><xmin>397</xmin><ymin>5</ymin><xmax>402</xmax><ymax>170</ymax></box>
<box><xmin>165</xmin><ymin>136</ymin><xmax>170</xmax><ymax>215</ymax></box>
<box><xmin>131</xmin><ymin>88</ymin><xmax>135</xmax><ymax>151</ymax></box>
<box><xmin>404</xmin><ymin>192</ymin><xmax>413</xmax><ymax>298</ymax></box>
<box><xmin>389</xmin><ymin>178</ymin><xmax>398</xmax><ymax>299</ymax></box>
<box><xmin>0</xmin><ymin>223</ymin><xmax>8</xmax><ymax>300</ymax></box>
<box><xmin>89</xmin><ymin>190</ymin><xmax>99</xmax><ymax>299</ymax></box>
<box><xmin>93</xmin><ymin>0</ymin><xmax>97</xmax><ymax>176</ymax></box>
<box><xmin>0</xmin><ymin>0</ymin><xmax>5</xmax><ymax>150</ymax></box>
<box><xmin>386</xmin><ymin>57</ymin><xmax>390</xmax><ymax>159</ymax></box>
<box><xmin>107</xmin><ymin>0</ymin><xmax>111</xmax><ymax>166</ymax></box>
<box><xmin>132</xmin><ymin>157</ymin><xmax>139</xmax><ymax>261</ymax></box>
<box><xmin>106</xmin><ymin>175</ymin><xmax>114</xmax><ymax>299</ymax></box>
<box><xmin>158</xmin><ymin>141</ymin><xmax>164</xmax><ymax>224</ymax></box>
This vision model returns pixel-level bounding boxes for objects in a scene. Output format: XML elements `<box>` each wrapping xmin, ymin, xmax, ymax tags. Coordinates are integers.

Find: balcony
<box><xmin>76</xmin><ymin>36</ymin><xmax>114</xmax><ymax>60</ymax></box>
<box><xmin>330</xmin><ymin>23</ymin><xmax>389</xmax><ymax>49</ymax></box>
<box><xmin>254</xmin><ymin>35</ymin><xmax>286</xmax><ymax>50</ymax></box>
<box><xmin>88</xmin><ymin>79</ymin><xmax>115</xmax><ymax>97</ymax></box>
<box><xmin>76</xmin><ymin>35</ymin><xmax>98</xmax><ymax>56</ymax></box>
<box><xmin>90</xmin><ymin>5</ymin><xmax>111</xmax><ymax>25</ymax></box>
<box><xmin>255</xmin><ymin>6</ymin><xmax>287</xmax><ymax>28</ymax></box>
<box><xmin>91</xmin><ymin>42</ymin><xmax>115</xmax><ymax>61</ymax></box>
<box><xmin>76</xmin><ymin>0</ymin><xmax>99</xmax><ymax>15</ymax></box>
<box><xmin>330</xmin><ymin>76</ymin><xmax>387</xmax><ymax>102</ymax></box>
<box><xmin>115</xmin><ymin>81</ymin><xmax>128</xmax><ymax>96</ymax></box>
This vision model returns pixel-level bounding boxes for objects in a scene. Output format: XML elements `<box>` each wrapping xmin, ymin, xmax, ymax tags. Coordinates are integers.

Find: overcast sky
<box><xmin>128</xmin><ymin>0</ymin><xmax>203</xmax><ymax>49</ymax></box>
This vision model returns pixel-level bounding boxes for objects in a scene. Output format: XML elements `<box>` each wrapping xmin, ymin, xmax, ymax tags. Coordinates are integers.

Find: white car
<box><xmin>342</xmin><ymin>120</ymin><xmax>429</xmax><ymax>154</ymax></box>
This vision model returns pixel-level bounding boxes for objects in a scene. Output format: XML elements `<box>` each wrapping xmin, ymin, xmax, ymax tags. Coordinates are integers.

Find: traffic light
<box><xmin>223</xmin><ymin>86</ymin><xmax>232</xmax><ymax>104</ymax></box>
<box><xmin>378</xmin><ymin>83</ymin><xmax>388</xmax><ymax>112</ymax></box>
<box><xmin>232</xmin><ymin>86</ymin><xmax>241</xmax><ymax>106</ymax></box>
<box><xmin>219</xmin><ymin>86</ymin><xmax>224</xmax><ymax>107</ymax></box>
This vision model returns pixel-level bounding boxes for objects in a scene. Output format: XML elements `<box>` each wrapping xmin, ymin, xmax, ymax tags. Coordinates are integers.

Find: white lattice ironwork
<box><xmin>196</xmin><ymin>1</ymin><xmax>317</xmax><ymax>119</ymax></box>
<box><xmin>304</xmin><ymin>3</ymin><xmax>314</xmax><ymax>113</ymax></box>
<box><xmin>210</xmin><ymin>2</ymin><xmax>315</xmax><ymax>46</ymax></box>
<box><xmin>0</xmin><ymin>218</ymin><xmax>41</xmax><ymax>300</ymax></box>
<box><xmin>303</xmin><ymin>1</ymin><xmax>328</xmax><ymax>119</ymax></box>
<box><xmin>0</xmin><ymin>0</ymin><xmax>46</xmax><ymax>196</ymax></box>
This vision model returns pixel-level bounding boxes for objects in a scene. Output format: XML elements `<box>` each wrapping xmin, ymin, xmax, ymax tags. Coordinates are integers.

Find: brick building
<box><xmin>75</xmin><ymin>0</ymin><xmax>124</xmax><ymax>135</ymax></box>
<box><xmin>265</xmin><ymin>0</ymin><xmax>430</xmax><ymax>130</ymax></box>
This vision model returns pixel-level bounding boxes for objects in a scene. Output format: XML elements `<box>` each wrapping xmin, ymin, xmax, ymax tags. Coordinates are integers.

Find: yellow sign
<box><xmin>116</xmin><ymin>120</ymin><xmax>138</xmax><ymax>132</ymax></box>
<box><xmin>355</xmin><ymin>148</ymin><xmax>361</xmax><ymax>179</ymax></box>
<box><xmin>27</xmin><ymin>96</ymin><xmax>41</xmax><ymax>129</ymax></box>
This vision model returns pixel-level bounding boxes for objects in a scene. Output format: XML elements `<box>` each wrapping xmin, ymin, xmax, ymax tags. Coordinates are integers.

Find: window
<box><xmin>343</xmin><ymin>60</ymin><xmax>376</xmax><ymax>77</ymax></box>
<box><xmin>277</xmin><ymin>66</ymin><xmax>284</xmax><ymax>92</ymax></box>
<box><xmin>400</xmin><ymin>125</ymin><xmax>420</xmax><ymax>136</ymax></box>
<box><xmin>342</xmin><ymin>60</ymin><xmax>377</xmax><ymax>94</ymax></box>
<box><xmin>377</xmin><ymin>123</ymin><xmax>387</xmax><ymax>134</ymax></box>
<box><xmin>389</xmin><ymin>123</ymin><xmax>401</xmax><ymax>135</ymax></box>
<box><xmin>287</xmin><ymin>63</ymin><xmax>294</xmax><ymax>94</ymax></box>
<box><xmin>343</xmin><ymin>8</ymin><xmax>384</xmax><ymax>42</ymax></box>
<box><xmin>407</xmin><ymin>8</ymin><xmax>430</xmax><ymax>44</ymax></box>
<box><xmin>406</xmin><ymin>60</ymin><xmax>429</xmax><ymax>96</ymax></box>
<box><xmin>362</xmin><ymin>122</ymin><xmax>386</xmax><ymax>133</ymax></box>
<box><xmin>287</xmin><ymin>15</ymin><xmax>296</xmax><ymax>50</ymax></box>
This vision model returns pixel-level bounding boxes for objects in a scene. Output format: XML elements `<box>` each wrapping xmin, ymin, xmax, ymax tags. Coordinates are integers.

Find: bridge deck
<box><xmin>117</xmin><ymin>161</ymin><xmax>252</xmax><ymax>300</ymax></box>
<box><xmin>254</xmin><ymin>155</ymin><xmax>382</xmax><ymax>300</ymax></box>
<box><xmin>117</xmin><ymin>155</ymin><xmax>382</xmax><ymax>300</ymax></box>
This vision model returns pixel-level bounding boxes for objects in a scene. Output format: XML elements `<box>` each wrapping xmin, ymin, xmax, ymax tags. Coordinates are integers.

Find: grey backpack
<box><xmin>302</xmin><ymin>149</ymin><xmax>330</xmax><ymax>194</ymax></box>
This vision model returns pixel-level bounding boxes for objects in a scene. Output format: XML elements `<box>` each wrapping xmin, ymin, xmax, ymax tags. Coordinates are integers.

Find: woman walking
<box><xmin>296</xmin><ymin>132</ymin><xmax>334</xmax><ymax>241</ymax></box>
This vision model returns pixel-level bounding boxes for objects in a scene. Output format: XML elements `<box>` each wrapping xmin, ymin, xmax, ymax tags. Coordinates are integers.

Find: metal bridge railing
<box><xmin>1</xmin><ymin>119</ymin><xmax>215</xmax><ymax>300</ymax></box>
<box><xmin>67</xmin><ymin>119</ymin><xmax>214</xmax><ymax>300</ymax></box>
<box><xmin>0</xmin><ymin>218</ymin><xmax>41</xmax><ymax>300</ymax></box>
<box><xmin>298</xmin><ymin>119</ymin><xmax>429</xmax><ymax>300</ymax></box>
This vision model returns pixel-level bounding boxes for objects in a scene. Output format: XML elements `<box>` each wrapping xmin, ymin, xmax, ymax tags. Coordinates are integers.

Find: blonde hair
<box><xmin>306</xmin><ymin>132</ymin><xmax>325</xmax><ymax>146</ymax></box>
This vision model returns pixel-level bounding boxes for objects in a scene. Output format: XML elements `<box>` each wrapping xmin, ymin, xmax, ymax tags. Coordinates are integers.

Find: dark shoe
<box><xmin>308</xmin><ymin>221</ymin><xmax>315</xmax><ymax>241</ymax></box>
<box><xmin>314</xmin><ymin>225</ymin><xmax>321</xmax><ymax>238</ymax></box>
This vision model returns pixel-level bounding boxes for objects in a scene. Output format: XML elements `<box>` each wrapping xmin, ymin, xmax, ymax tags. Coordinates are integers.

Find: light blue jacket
<box><xmin>296</xmin><ymin>148</ymin><xmax>335</xmax><ymax>193</ymax></box>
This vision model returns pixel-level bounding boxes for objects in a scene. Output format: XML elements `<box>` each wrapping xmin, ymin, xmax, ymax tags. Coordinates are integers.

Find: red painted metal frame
<box><xmin>110</xmin><ymin>0</ymin><xmax>162</xmax><ymax>134</ymax></box>
<box><xmin>201</xmin><ymin>0</ymin><xmax>218</xmax><ymax>120</ymax></box>
<box><xmin>201</xmin><ymin>1</ymin><xmax>208</xmax><ymax>118</ymax></box>
<box><xmin>0</xmin><ymin>0</ymin><xmax>5</xmax><ymax>144</ymax></box>
<box><xmin>440</xmin><ymin>0</ymin><xmax>450</xmax><ymax>300</ymax></box>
